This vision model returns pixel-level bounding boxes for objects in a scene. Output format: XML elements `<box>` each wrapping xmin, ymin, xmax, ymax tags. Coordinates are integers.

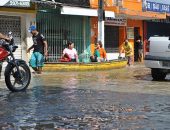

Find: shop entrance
<box><xmin>37</xmin><ymin>10</ymin><xmax>91</xmax><ymax>62</ymax></box>
<box><xmin>147</xmin><ymin>22</ymin><xmax>170</xmax><ymax>38</ymax></box>
<box><xmin>134</xmin><ymin>27</ymin><xmax>140</xmax><ymax>62</ymax></box>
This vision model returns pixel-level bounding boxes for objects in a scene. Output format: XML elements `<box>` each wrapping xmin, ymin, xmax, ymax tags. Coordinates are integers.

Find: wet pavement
<box><xmin>0</xmin><ymin>63</ymin><xmax>170</xmax><ymax>129</ymax></box>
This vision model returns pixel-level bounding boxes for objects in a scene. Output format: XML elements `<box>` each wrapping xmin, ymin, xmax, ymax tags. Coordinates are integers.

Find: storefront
<box><xmin>143</xmin><ymin>0</ymin><xmax>170</xmax><ymax>38</ymax></box>
<box><xmin>143</xmin><ymin>0</ymin><xmax>170</xmax><ymax>55</ymax></box>
<box><xmin>146</xmin><ymin>19</ymin><xmax>170</xmax><ymax>38</ymax></box>
<box><xmin>90</xmin><ymin>17</ymin><xmax>143</xmax><ymax>61</ymax></box>
<box><xmin>126</xmin><ymin>19</ymin><xmax>143</xmax><ymax>62</ymax></box>
<box><xmin>104</xmin><ymin>15</ymin><xmax>127</xmax><ymax>60</ymax></box>
<box><xmin>36</xmin><ymin>2</ymin><xmax>115</xmax><ymax>62</ymax></box>
<box><xmin>0</xmin><ymin>0</ymin><xmax>36</xmax><ymax>60</ymax></box>
<box><xmin>36</xmin><ymin>7</ymin><xmax>91</xmax><ymax>62</ymax></box>
<box><xmin>89</xmin><ymin>0</ymin><xmax>168</xmax><ymax>61</ymax></box>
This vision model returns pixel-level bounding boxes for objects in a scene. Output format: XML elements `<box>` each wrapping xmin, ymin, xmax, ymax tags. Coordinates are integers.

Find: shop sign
<box><xmin>0</xmin><ymin>0</ymin><xmax>30</xmax><ymax>7</ymax></box>
<box><xmin>143</xmin><ymin>0</ymin><xmax>170</xmax><ymax>13</ymax></box>
<box><xmin>127</xmin><ymin>27</ymin><xmax>134</xmax><ymax>39</ymax></box>
<box><xmin>105</xmin><ymin>15</ymin><xmax>127</xmax><ymax>26</ymax></box>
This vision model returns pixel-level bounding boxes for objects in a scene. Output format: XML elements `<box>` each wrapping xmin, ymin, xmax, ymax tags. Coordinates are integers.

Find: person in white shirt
<box><xmin>62</xmin><ymin>41</ymin><xmax>78</xmax><ymax>62</ymax></box>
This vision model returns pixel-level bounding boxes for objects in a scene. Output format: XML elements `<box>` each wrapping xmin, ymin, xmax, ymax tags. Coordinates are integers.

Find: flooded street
<box><xmin>0</xmin><ymin>64</ymin><xmax>170</xmax><ymax>129</ymax></box>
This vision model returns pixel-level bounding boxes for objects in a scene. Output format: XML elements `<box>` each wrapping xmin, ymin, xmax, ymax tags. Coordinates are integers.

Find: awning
<box><xmin>61</xmin><ymin>6</ymin><xmax>115</xmax><ymax>18</ymax></box>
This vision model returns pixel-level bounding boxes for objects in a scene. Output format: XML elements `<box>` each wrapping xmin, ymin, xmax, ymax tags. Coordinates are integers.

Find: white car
<box><xmin>145</xmin><ymin>36</ymin><xmax>170</xmax><ymax>80</ymax></box>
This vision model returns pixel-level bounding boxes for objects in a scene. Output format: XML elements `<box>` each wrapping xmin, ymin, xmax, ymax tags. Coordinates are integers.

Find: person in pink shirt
<box><xmin>62</xmin><ymin>41</ymin><xmax>78</xmax><ymax>62</ymax></box>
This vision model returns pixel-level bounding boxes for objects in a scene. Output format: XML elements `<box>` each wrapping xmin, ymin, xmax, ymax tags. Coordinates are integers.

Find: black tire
<box><xmin>5</xmin><ymin>63</ymin><xmax>31</xmax><ymax>92</ymax></box>
<box><xmin>151</xmin><ymin>69</ymin><xmax>166</xmax><ymax>81</ymax></box>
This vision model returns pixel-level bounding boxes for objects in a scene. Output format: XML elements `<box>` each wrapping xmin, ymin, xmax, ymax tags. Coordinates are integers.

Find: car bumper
<box><xmin>145</xmin><ymin>55</ymin><xmax>170</xmax><ymax>69</ymax></box>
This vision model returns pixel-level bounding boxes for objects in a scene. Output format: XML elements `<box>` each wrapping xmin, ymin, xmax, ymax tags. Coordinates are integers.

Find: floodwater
<box><xmin>0</xmin><ymin>64</ymin><xmax>170</xmax><ymax>129</ymax></box>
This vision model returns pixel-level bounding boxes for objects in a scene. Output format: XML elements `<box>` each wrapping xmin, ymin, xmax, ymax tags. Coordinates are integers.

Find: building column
<box><xmin>98</xmin><ymin>21</ymin><xmax>105</xmax><ymax>47</ymax></box>
<box><xmin>25</xmin><ymin>13</ymin><xmax>36</xmax><ymax>62</ymax></box>
<box><xmin>98</xmin><ymin>0</ymin><xmax>105</xmax><ymax>47</ymax></box>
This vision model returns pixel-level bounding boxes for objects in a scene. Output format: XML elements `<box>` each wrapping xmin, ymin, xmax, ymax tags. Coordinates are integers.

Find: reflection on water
<box><xmin>0</xmin><ymin>65</ymin><xmax>170</xmax><ymax>129</ymax></box>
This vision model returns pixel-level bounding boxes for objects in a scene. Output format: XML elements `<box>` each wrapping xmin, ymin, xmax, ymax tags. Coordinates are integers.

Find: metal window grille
<box><xmin>105</xmin><ymin>25</ymin><xmax>119</xmax><ymax>52</ymax></box>
<box><xmin>0</xmin><ymin>15</ymin><xmax>21</xmax><ymax>45</ymax></box>
<box><xmin>36</xmin><ymin>9</ymin><xmax>91</xmax><ymax>62</ymax></box>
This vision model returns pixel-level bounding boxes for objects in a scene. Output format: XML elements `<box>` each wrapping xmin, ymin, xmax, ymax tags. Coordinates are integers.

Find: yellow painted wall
<box><xmin>89</xmin><ymin>0</ymin><xmax>119</xmax><ymax>12</ymax></box>
<box><xmin>90</xmin><ymin>0</ymin><xmax>115</xmax><ymax>8</ymax></box>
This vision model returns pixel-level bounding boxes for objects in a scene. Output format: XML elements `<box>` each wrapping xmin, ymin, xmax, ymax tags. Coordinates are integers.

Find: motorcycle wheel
<box><xmin>5</xmin><ymin>63</ymin><xmax>31</xmax><ymax>92</ymax></box>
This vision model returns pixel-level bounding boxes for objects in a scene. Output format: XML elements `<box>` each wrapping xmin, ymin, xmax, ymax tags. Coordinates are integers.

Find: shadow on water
<box><xmin>134</xmin><ymin>73</ymin><xmax>170</xmax><ymax>82</ymax></box>
<box><xmin>0</xmin><ymin>85</ymin><xmax>170</xmax><ymax>129</ymax></box>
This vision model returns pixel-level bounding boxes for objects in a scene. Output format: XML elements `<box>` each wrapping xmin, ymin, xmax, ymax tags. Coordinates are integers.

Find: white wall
<box><xmin>25</xmin><ymin>14</ymin><xmax>36</xmax><ymax>62</ymax></box>
<box><xmin>107</xmin><ymin>53</ymin><xmax>125</xmax><ymax>60</ymax></box>
<box><xmin>0</xmin><ymin>11</ymin><xmax>36</xmax><ymax>61</ymax></box>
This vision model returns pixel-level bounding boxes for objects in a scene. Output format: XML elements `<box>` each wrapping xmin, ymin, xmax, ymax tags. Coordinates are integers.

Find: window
<box><xmin>105</xmin><ymin>25</ymin><xmax>119</xmax><ymax>52</ymax></box>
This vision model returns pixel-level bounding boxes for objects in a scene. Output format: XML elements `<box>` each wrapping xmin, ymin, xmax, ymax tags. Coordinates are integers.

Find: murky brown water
<box><xmin>0</xmin><ymin>64</ymin><xmax>170</xmax><ymax>129</ymax></box>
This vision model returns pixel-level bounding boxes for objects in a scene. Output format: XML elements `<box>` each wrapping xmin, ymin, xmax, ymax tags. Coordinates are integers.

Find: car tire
<box><xmin>151</xmin><ymin>69</ymin><xmax>166</xmax><ymax>81</ymax></box>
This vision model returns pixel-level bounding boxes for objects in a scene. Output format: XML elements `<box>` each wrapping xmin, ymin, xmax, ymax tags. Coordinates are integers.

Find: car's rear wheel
<box><xmin>151</xmin><ymin>69</ymin><xmax>166</xmax><ymax>81</ymax></box>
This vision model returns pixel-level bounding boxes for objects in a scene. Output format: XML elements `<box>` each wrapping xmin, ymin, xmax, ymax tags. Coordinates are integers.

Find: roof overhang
<box><xmin>31</xmin><ymin>0</ymin><xmax>62</xmax><ymax>6</ymax></box>
<box><xmin>120</xmin><ymin>8</ymin><xmax>166</xmax><ymax>20</ymax></box>
<box><xmin>61</xmin><ymin>6</ymin><xmax>115</xmax><ymax>18</ymax></box>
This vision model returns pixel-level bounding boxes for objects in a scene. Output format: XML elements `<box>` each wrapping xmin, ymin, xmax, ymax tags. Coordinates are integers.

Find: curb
<box><xmin>43</xmin><ymin>60</ymin><xmax>127</xmax><ymax>72</ymax></box>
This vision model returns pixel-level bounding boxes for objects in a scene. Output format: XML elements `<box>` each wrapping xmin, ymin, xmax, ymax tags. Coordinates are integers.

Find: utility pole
<box><xmin>98</xmin><ymin>0</ymin><xmax>105</xmax><ymax>47</ymax></box>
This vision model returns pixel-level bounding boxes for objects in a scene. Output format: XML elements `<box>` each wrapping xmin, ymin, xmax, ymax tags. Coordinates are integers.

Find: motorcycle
<box><xmin>0</xmin><ymin>34</ymin><xmax>31</xmax><ymax>92</ymax></box>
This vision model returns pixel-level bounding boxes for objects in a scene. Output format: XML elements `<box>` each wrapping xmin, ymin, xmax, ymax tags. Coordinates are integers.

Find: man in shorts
<box><xmin>27</xmin><ymin>25</ymin><xmax>48</xmax><ymax>74</ymax></box>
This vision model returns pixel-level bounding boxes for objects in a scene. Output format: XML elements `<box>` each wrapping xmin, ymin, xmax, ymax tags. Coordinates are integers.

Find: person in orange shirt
<box><xmin>90</xmin><ymin>41</ymin><xmax>107</xmax><ymax>62</ymax></box>
<box><xmin>98</xmin><ymin>41</ymin><xmax>107</xmax><ymax>62</ymax></box>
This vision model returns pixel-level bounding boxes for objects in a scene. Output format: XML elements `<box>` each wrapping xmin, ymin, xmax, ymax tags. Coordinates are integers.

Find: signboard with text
<box><xmin>0</xmin><ymin>0</ymin><xmax>30</xmax><ymax>7</ymax></box>
<box><xmin>127</xmin><ymin>27</ymin><xmax>134</xmax><ymax>39</ymax></box>
<box><xmin>143</xmin><ymin>0</ymin><xmax>170</xmax><ymax>13</ymax></box>
<box><xmin>105</xmin><ymin>15</ymin><xmax>127</xmax><ymax>26</ymax></box>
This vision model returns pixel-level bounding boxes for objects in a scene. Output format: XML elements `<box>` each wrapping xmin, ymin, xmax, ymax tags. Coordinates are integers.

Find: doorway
<box><xmin>134</xmin><ymin>27</ymin><xmax>140</xmax><ymax>61</ymax></box>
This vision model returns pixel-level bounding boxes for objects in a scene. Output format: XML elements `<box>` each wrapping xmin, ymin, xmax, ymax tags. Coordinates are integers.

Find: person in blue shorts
<box><xmin>27</xmin><ymin>25</ymin><xmax>48</xmax><ymax>74</ymax></box>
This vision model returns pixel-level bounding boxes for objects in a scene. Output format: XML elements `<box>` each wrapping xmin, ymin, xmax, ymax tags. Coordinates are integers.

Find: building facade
<box><xmin>90</xmin><ymin>0</ymin><xmax>166</xmax><ymax>61</ymax></box>
<box><xmin>1</xmin><ymin>0</ymin><xmax>168</xmax><ymax>63</ymax></box>
<box><xmin>35</xmin><ymin>0</ymin><xmax>114</xmax><ymax>62</ymax></box>
<box><xmin>36</xmin><ymin>8</ymin><xmax>91</xmax><ymax>62</ymax></box>
<box><xmin>143</xmin><ymin>0</ymin><xmax>170</xmax><ymax>48</ymax></box>
<box><xmin>35</xmin><ymin>1</ymin><xmax>93</xmax><ymax>62</ymax></box>
<box><xmin>0</xmin><ymin>1</ymin><xmax>36</xmax><ymax>61</ymax></box>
